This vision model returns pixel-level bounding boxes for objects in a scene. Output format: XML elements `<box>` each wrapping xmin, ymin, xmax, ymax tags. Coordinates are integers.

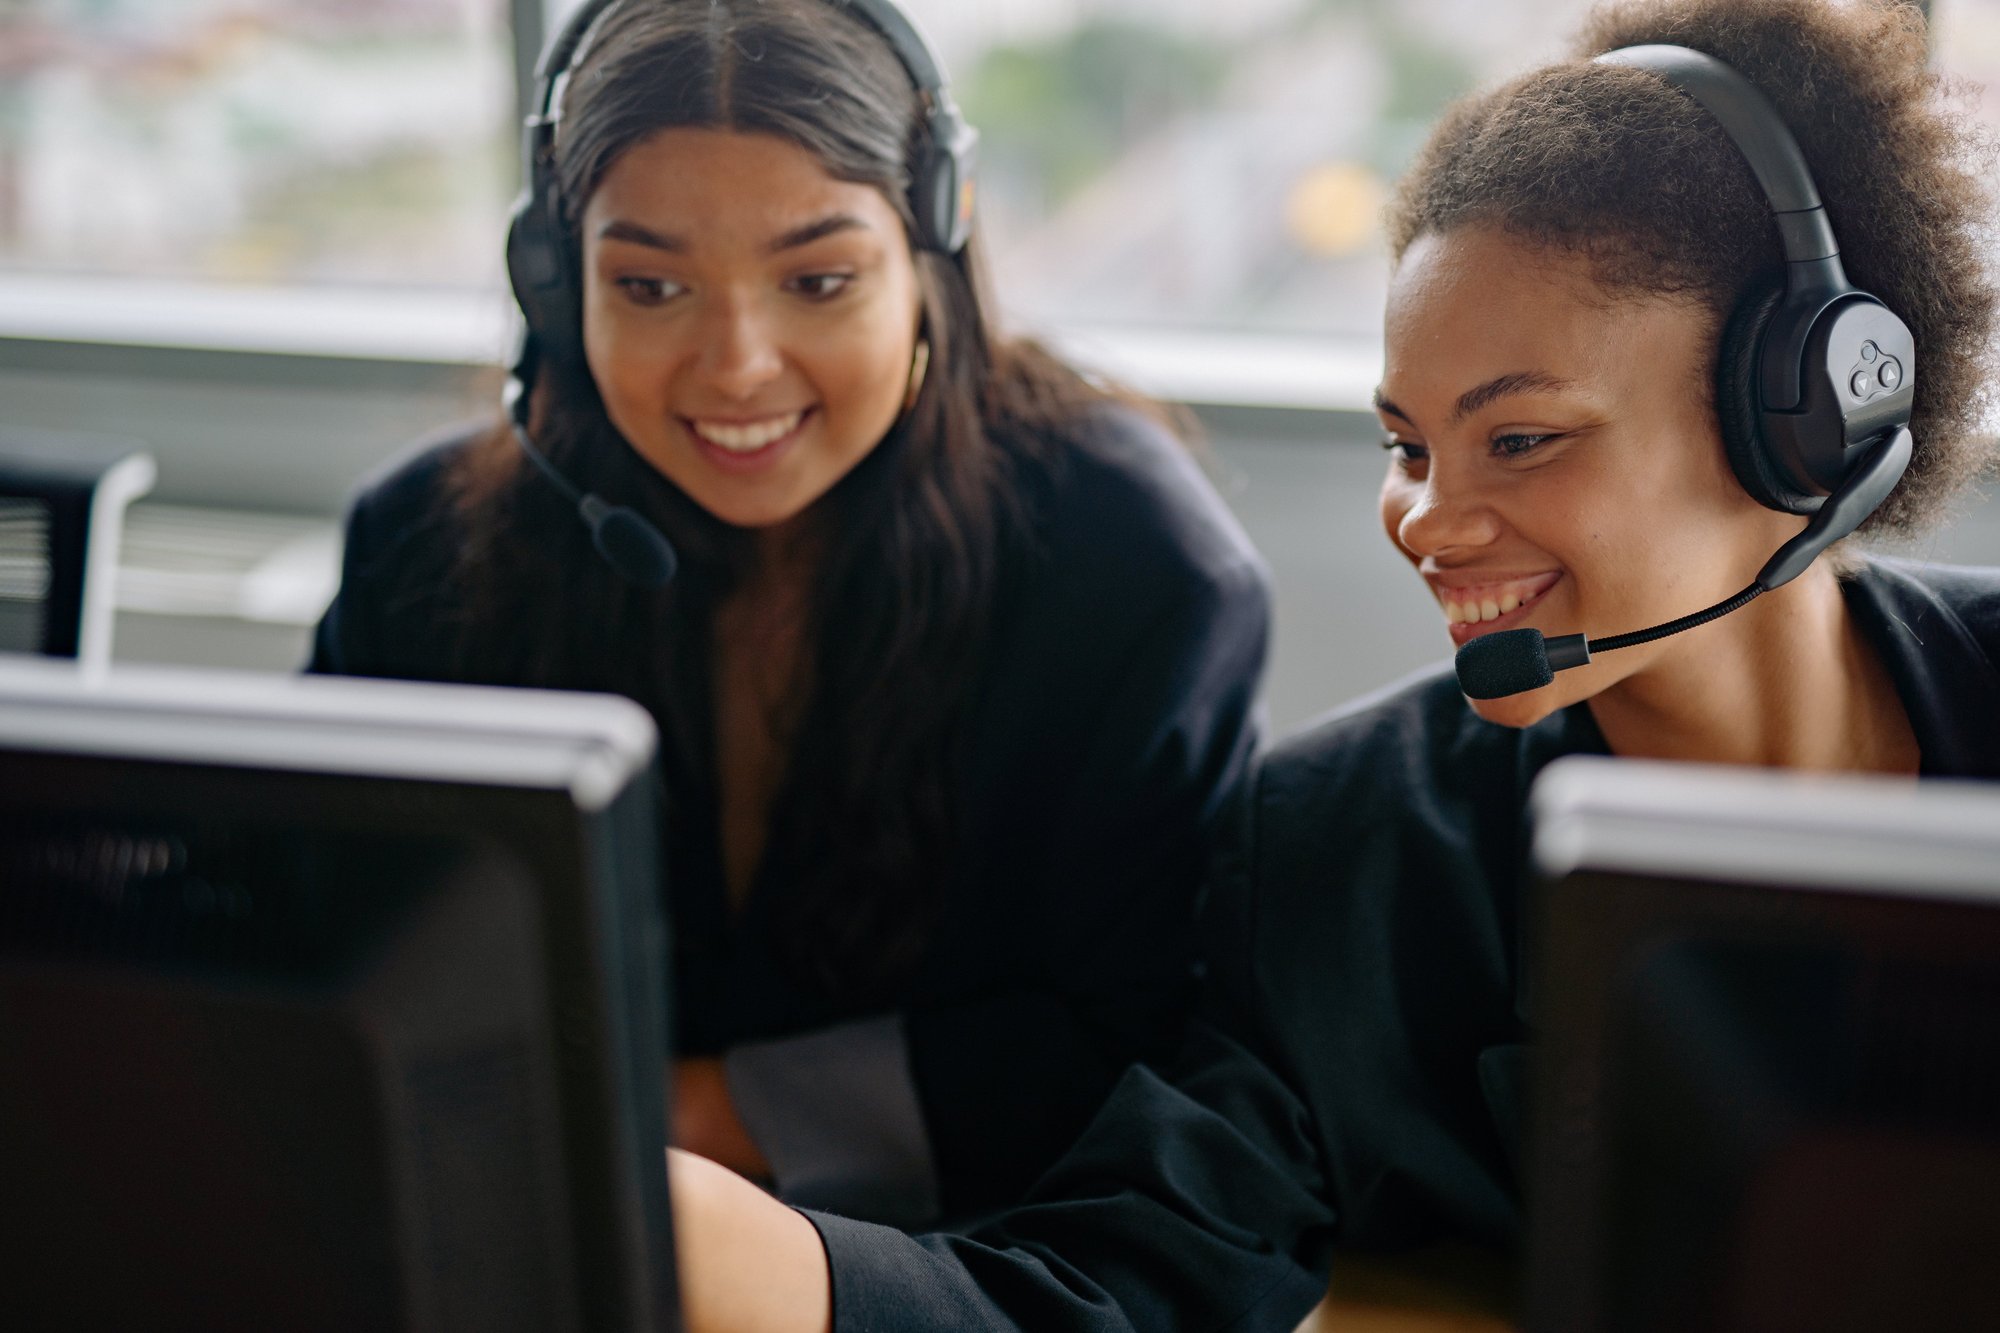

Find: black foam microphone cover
<box><xmin>1455</xmin><ymin>628</ymin><xmax>1553</xmax><ymax>700</ymax></box>
<box><xmin>581</xmin><ymin>496</ymin><xmax>679</xmax><ymax>588</ymax></box>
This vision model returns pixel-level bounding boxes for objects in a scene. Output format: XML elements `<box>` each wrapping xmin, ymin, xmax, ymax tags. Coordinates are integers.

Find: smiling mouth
<box><xmin>1433</xmin><ymin>572</ymin><xmax>1562</xmax><ymax>643</ymax></box>
<box><xmin>686</xmin><ymin>408</ymin><xmax>811</xmax><ymax>455</ymax></box>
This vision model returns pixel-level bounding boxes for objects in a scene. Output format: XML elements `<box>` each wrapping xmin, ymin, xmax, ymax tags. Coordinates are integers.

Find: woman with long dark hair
<box><xmin>311</xmin><ymin>0</ymin><xmax>1268</xmax><ymax>1227</ymax></box>
<box><xmin>661</xmin><ymin>0</ymin><xmax>2000</xmax><ymax>1327</ymax></box>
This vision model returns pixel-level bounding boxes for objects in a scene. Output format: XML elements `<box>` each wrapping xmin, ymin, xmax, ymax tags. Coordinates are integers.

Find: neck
<box><xmin>737</xmin><ymin>513</ymin><xmax>822</xmax><ymax>593</ymax></box>
<box><xmin>1586</xmin><ymin>564</ymin><xmax>1918</xmax><ymax>775</ymax></box>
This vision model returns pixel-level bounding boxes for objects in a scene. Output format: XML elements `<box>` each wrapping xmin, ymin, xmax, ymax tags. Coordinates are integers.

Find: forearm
<box><xmin>669</xmin><ymin>1148</ymin><xmax>832</xmax><ymax>1333</ymax></box>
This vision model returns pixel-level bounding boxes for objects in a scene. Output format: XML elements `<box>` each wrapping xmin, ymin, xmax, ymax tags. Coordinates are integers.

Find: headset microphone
<box><xmin>1455</xmin><ymin>426</ymin><xmax>1911</xmax><ymax>700</ymax></box>
<box><xmin>505</xmin><ymin>375</ymin><xmax>679</xmax><ymax>589</ymax></box>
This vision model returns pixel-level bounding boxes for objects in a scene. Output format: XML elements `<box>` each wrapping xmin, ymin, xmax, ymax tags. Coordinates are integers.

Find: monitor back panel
<box><xmin>0</xmin><ymin>747</ymin><xmax>674</xmax><ymax>1332</ymax></box>
<box><xmin>1528</xmin><ymin>762</ymin><xmax>2000</xmax><ymax>1333</ymax></box>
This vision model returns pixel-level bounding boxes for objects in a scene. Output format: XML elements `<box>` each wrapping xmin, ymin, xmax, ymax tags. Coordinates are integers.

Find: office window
<box><xmin>0</xmin><ymin>0</ymin><xmax>514</xmax><ymax>291</ymax></box>
<box><xmin>914</xmin><ymin>0</ymin><xmax>1595</xmax><ymax>340</ymax></box>
<box><xmin>918</xmin><ymin>0</ymin><xmax>1999</xmax><ymax>339</ymax></box>
<box><xmin>4</xmin><ymin>1</ymin><xmax>1994</xmax><ymax>348</ymax></box>
<box><xmin>1936</xmin><ymin>1</ymin><xmax>2000</xmax><ymax>131</ymax></box>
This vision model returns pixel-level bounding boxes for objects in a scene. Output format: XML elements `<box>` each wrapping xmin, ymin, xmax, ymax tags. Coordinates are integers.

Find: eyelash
<box><xmin>614</xmin><ymin>276</ymin><xmax>682</xmax><ymax>306</ymax></box>
<box><xmin>611</xmin><ymin>273</ymin><xmax>855</xmax><ymax>305</ymax></box>
<box><xmin>1381</xmin><ymin>435</ymin><xmax>1429</xmax><ymax>466</ymax></box>
<box><xmin>788</xmin><ymin>272</ymin><xmax>854</xmax><ymax>300</ymax></box>
<box><xmin>1493</xmin><ymin>432</ymin><xmax>1554</xmax><ymax>457</ymax></box>
<box><xmin>1381</xmin><ymin>433</ymin><xmax>1558</xmax><ymax>464</ymax></box>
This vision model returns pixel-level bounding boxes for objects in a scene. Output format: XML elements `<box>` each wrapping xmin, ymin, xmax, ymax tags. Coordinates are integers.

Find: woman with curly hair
<box><xmin>661</xmin><ymin>0</ymin><xmax>2000</xmax><ymax>1328</ymax></box>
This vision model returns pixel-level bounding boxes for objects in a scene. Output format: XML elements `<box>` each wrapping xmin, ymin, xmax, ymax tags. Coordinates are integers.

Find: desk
<box><xmin>1294</xmin><ymin>1245</ymin><xmax>1519</xmax><ymax>1333</ymax></box>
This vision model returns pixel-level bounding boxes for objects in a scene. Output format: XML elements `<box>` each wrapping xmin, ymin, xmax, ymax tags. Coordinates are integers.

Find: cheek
<box><xmin>812</xmin><ymin>299</ymin><xmax>917</xmax><ymax>425</ymax></box>
<box><xmin>580</xmin><ymin>298</ymin><xmax>653</xmax><ymax>412</ymax></box>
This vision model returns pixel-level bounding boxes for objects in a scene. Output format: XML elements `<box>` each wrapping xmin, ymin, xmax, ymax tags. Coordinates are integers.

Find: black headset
<box><xmin>500</xmin><ymin>0</ymin><xmax>980</xmax><ymax>587</ymax></box>
<box><xmin>1596</xmin><ymin>44</ymin><xmax>1915</xmax><ymax>518</ymax></box>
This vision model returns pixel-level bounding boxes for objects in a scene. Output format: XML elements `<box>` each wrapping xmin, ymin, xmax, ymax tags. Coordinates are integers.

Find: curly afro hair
<box><xmin>1387</xmin><ymin>0</ymin><xmax>1998</xmax><ymax>536</ymax></box>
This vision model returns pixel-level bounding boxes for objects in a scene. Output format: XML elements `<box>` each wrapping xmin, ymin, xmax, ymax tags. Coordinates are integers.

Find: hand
<box><xmin>669</xmin><ymin>1147</ymin><xmax>833</xmax><ymax>1333</ymax></box>
<box><xmin>672</xmin><ymin>1056</ymin><xmax>773</xmax><ymax>1181</ymax></box>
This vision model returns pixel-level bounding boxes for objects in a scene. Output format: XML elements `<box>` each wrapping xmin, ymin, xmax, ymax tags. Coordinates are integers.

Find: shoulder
<box><xmin>1849</xmin><ymin>556</ymin><xmax>2000</xmax><ymax>663</ymax></box>
<box><xmin>1858</xmin><ymin>555</ymin><xmax>2000</xmax><ymax>623</ymax></box>
<box><xmin>1245</xmin><ymin>666</ymin><xmax>1594</xmax><ymax>919</ymax></box>
<box><xmin>339</xmin><ymin>420</ymin><xmax>492</xmax><ymax>553</ymax></box>
<box><xmin>1006</xmin><ymin>403</ymin><xmax>1269</xmax><ymax>609</ymax></box>
<box><xmin>313</xmin><ymin>420</ymin><xmax>503</xmax><ymax>680</ymax></box>
<box><xmin>1259</xmin><ymin>666</ymin><xmax>1530</xmax><ymax>804</ymax></box>
<box><xmin>1253</xmin><ymin>668</ymin><xmax>1493</xmax><ymax>865</ymax></box>
<box><xmin>963</xmin><ymin>405</ymin><xmax>1270</xmax><ymax>762</ymax></box>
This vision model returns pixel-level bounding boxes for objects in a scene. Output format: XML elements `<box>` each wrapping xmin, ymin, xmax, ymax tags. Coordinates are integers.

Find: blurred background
<box><xmin>2</xmin><ymin>0</ymin><xmax>1997</xmax><ymax>731</ymax></box>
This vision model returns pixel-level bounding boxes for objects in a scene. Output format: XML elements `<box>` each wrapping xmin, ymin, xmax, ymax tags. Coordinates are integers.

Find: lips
<box><xmin>1428</xmin><ymin>571</ymin><xmax>1562</xmax><ymax>646</ymax></box>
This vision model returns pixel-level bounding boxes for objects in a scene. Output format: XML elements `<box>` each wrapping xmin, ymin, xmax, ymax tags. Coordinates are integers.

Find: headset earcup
<box><xmin>1715</xmin><ymin>280</ymin><xmax>1815</xmax><ymax>514</ymax></box>
<box><xmin>505</xmin><ymin>186</ymin><xmax>585</xmax><ymax>369</ymax></box>
<box><xmin>903</xmin><ymin>135</ymin><xmax>952</xmax><ymax>253</ymax></box>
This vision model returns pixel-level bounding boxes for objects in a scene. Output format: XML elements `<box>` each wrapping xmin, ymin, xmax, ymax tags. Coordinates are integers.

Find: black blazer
<box><xmin>809</xmin><ymin>558</ymin><xmax>2000</xmax><ymax>1330</ymax></box>
<box><xmin>310</xmin><ymin>406</ymin><xmax>1271</xmax><ymax>1219</ymax></box>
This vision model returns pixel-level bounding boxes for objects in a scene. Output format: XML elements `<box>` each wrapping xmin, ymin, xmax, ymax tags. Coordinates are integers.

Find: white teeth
<box><xmin>692</xmin><ymin>411</ymin><xmax>804</xmax><ymax>453</ymax></box>
<box><xmin>1439</xmin><ymin>579</ymin><xmax>1550</xmax><ymax>627</ymax></box>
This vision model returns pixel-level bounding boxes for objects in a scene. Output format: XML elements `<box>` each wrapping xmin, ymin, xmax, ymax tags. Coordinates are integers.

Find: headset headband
<box><xmin>1595</xmin><ymin>45</ymin><xmax>1842</xmax><ymax>274</ymax></box>
<box><xmin>522</xmin><ymin>0</ymin><xmax>975</xmax><ymax>258</ymax></box>
<box><xmin>533</xmin><ymin>0</ymin><xmax>959</xmax><ymax>132</ymax></box>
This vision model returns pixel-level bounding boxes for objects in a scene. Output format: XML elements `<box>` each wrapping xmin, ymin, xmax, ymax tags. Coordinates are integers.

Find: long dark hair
<box><xmin>1387</xmin><ymin>0</ymin><xmax>1997</xmax><ymax>537</ymax></box>
<box><xmin>448</xmin><ymin>0</ymin><xmax>1153</xmax><ymax>1001</ymax></box>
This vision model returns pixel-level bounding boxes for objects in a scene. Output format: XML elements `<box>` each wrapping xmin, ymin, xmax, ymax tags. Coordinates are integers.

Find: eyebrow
<box><xmin>1450</xmin><ymin>371</ymin><xmax>1575</xmax><ymax>424</ymax></box>
<box><xmin>595</xmin><ymin>212</ymin><xmax>872</xmax><ymax>255</ymax></box>
<box><xmin>1371</xmin><ymin>371</ymin><xmax>1576</xmax><ymax>428</ymax></box>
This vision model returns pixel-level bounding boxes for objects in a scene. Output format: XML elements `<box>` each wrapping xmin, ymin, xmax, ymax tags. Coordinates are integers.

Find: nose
<box><xmin>696</xmin><ymin>294</ymin><xmax>786</xmax><ymax>400</ymax></box>
<box><xmin>1387</xmin><ymin>461</ymin><xmax>1503</xmax><ymax>560</ymax></box>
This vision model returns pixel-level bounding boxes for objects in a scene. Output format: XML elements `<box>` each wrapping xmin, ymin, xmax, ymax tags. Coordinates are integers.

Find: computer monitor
<box><xmin>1526</xmin><ymin>757</ymin><xmax>2000</xmax><ymax>1333</ymax></box>
<box><xmin>0</xmin><ymin>659</ymin><xmax>679</xmax><ymax>1332</ymax></box>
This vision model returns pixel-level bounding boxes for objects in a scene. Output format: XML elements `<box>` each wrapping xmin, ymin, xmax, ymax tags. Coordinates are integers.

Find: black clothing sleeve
<box><xmin>812</xmin><ymin>1035</ymin><xmax>1334</xmax><ymax>1333</ymax></box>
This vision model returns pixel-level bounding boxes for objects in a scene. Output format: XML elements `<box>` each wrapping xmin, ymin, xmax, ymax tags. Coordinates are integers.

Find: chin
<box><xmin>1462</xmin><ymin>655</ymin><xmax>1629</xmax><ymax>730</ymax></box>
<box><xmin>1466</xmin><ymin>690</ymin><xmax>1567</xmax><ymax>730</ymax></box>
<box><xmin>664</xmin><ymin>472</ymin><xmax>819</xmax><ymax>531</ymax></box>
<box><xmin>696</xmin><ymin>495</ymin><xmax>814</xmax><ymax>530</ymax></box>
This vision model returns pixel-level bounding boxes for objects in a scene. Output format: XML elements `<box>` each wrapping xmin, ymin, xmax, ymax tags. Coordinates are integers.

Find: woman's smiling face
<box><xmin>579</xmin><ymin>127</ymin><xmax>923</xmax><ymax>533</ymax></box>
<box><xmin>1376</xmin><ymin>226</ymin><xmax>1805</xmax><ymax>727</ymax></box>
